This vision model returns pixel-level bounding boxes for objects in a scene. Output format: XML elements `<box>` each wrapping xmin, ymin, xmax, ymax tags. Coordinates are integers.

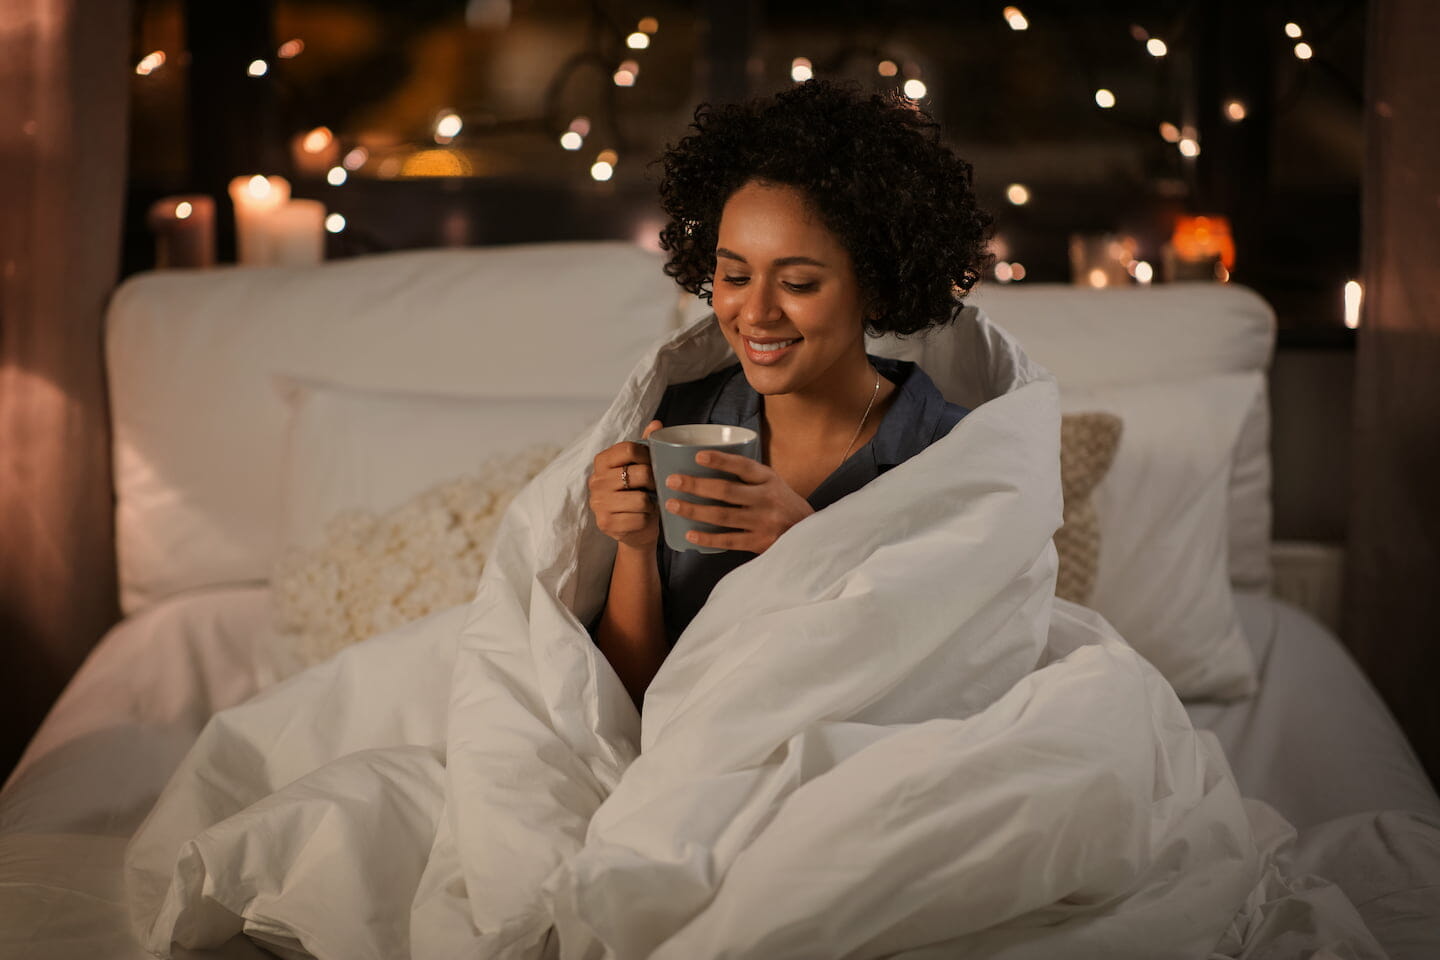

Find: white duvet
<box><xmin>125</xmin><ymin>315</ymin><xmax>1384</xmax><ymax>960</ymax></box>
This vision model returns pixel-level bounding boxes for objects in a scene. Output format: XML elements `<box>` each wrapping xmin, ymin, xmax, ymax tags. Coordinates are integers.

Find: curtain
<box><xmin>1347</xmin><ymin>0</ymin><xmax>1440</xmax><ymax>785</ymax></box>
<box><xmin>0</xmin><ymin>0</ymin><xmax>130</xmax><ymax>779</ymax></box>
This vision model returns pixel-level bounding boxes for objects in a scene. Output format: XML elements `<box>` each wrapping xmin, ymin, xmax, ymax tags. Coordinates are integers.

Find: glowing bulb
<box><xmin>1088</xmin><ymin>269</ymin><xmax>1109</xmax><ymax>288</ymax></box>
<box><xmin>877</xmin><ymin>60</ymin><xmax>898</xmax><ymax>77</ymax></box>
<box><xmin>1293</xmin><ymin>42</ymin><xmax>1313</xmax><ymax>60</ymax></box>
<box><xmin>637</xmin><ymin>17</ymin><xmax>659</xmax><ymax>34</ymax></box>
<box><xmin>560</xmin><ymin>131</ymin><xmax>583</xmax><ymax>150</ymax></box>
<box><xmin>590</xmin><ymin>161</ymin><xmax>614</xmax><ymax>182</ymax></box>
<box><xmin>342</xmin><ymin>147</ymin><xmax>369</xmax><ymax>170</ymax></box>
<box><xmin>1002</xmin><ymin>6</ymin><xmax>1029</xmax><ymax>30</ymax></box>
<box><xmin>1146</xmin><ymin>38</ymin><xmax>1168</xmax><ymax>57</ymax></box>
<box><xmin>626</xmin><ymin>32</ymin><xmax>649</xmax><ymax>49</ymax></box>
<box><xmin>994</xmin><ymin>261</ymin><xmax>1013</xmax><ymax>283</ymax></box>
<box><xmin>1178</xmin><ymin>137</ymin><xmax>1200</xmax><ymax>158</ymax></box>
<box><xmin>247</xmin><ymin>59</ymin><xmax>268</xmax><ymax>77</ymax></box>
<box><xmin>1134</xmin><ymin>261</ymin><xmax>1154</xmax><ymax>284</ymax></box>
<box><xmin>1006</xmin><ymin>183</ymin><xmax>1030</xmax><ymax>205</ymax></box>
<box><xmin>325</xmin><ymin>213</ymin><xmax>346</xmax><ymax>233</ymax></box>
<box><xmin>568</xmin><ymin>116</ymin><xmax>591</xmax><ymax>136</ymax></box>
<box><xmin>1094</xmin><ymin>88</ymin><xmax>1116</xmax><ymax>109</ymax></box>
<box><xmin>791</xmin><ymin>57</ymin><xmax>813</xmax><ymax>82</ymax></box>
<box><xmin>174</xmin><ymin>201</ymin><xmax>192</xmax><ymax>219</ymax></box>
<box><xmin>435</xmin><ymin>111</ymin><xmax>463</xmax><ymax>142</ymax></box>
<box><xmin>326</xmin><ymin>166</ymin><xmax>347</xmax><ymax>186</ymax></box>
<box><xmin>902</xmin><ymin>78</ymin><xmax>927</xmax><ymax>99</ymax></box>
<box><xmin>277</xmin><ymin>38</ymin><xmax>305</xmax><ymax>59</ymax></box>
<box><xmin>614</xmin><ymin>60</ymin><xmax>639</xmax><ymax>86</ymax></box>
<box><xmin>1159</xmin><ymin>121</ymin><xmax>1180</xmax><ymax>142</ymax></box>
<box><xmin>1225</xmin><ymin>100</ymin><xmax>1247</xmax><ymax>121</ymax></box>
<box><xmin>1285</xmin><ymin>22</ymin><xmax>1302</xmax><ymax>39</ymax></box>
<box><xmin>301</xmin><ymin>126</ymin><xmax>333</xmax><ymax>154</ymax></box>
<box><xmin>246</xmin><ymin>174</ymin><xmax>272</xmax><ymax>199</ymax></box>
<box><xmin>1010</xmin><ymin>262</ymin><xmax>1026</xmax><ymax>281</ymax></box>
<box><xmin>135</xmin><ymin>51</ymin><xmax>165</xmax><ymax>76</ymax></box>
<box><xmin>1344</xmin><ymin>280</ymin><xmax>1363</xmax><ymax>328</ymax></box>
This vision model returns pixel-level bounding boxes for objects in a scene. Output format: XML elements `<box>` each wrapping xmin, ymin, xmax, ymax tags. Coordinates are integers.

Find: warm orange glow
<box><xmin>597</xmin><ymin>149</ymin><xmax>619</xmax><ymax>166</ymax></box>
<box><xmin>247</xmin><ymin>174</ymin><xmax>273</xmax><ymax>199</ymax></box>
<box><xmin>174</xmin><ymin>201</ymin><xmax>193</xmax><ymax>219</ymax></box>
<box><xmin>135</xmin><ymin>51</ymin><xmax>166</xmax><ymax>76</ymax></box>
<box><xmin>401</xmin><ymin>149</ymin><xmax>472</xmax><ymax>177</ymax></box>
<box><xmin>277</xmin><ymin>38</ymin><xmax>305</xmax><ymax>59</ymax></box>
<box><xmin>877</xmin><ymin>60</ymin><xmax>898</xmax><ymax>77</ymax></box>
<box><xmin>637</xmin><ymin>17</ymin><xmax>659</xmax><ymax>34</ymax></box>
<box><xmin>1171</xmin><ymin>215</ymin><xmax>1236</xmax><ymax>269</ymax></box>
<box><xmin>301</xmin><ymin>126</ymin><xmax>334</xmax><ymax>154</ymax></box>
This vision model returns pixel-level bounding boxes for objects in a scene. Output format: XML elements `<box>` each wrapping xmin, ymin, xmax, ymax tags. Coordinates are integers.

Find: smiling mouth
<box><xmin>745</xmin><ymin>337</ymin><xmax>801</xmax><ymax>352</ymax></box>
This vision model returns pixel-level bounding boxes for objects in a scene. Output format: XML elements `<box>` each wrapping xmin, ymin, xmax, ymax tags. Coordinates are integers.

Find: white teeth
<box><xmin>747</xmin><ymin>338</ymin><xmax>799</xmax><ymax>352</ymax></box>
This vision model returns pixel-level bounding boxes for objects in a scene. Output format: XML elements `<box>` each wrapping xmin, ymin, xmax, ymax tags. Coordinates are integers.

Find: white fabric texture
<box><xmin>1058</xmin><ymin>374</ymin><xmax>1263</xmax><ymax>700</ymax></box>
<box><xmin>125</xmin><ymin>315</ymin><xmax>1375</xmax><ymax>959</ymax></box>
<box><xmin>275</xmin><ymin>377</ymin><xmax>606</xmax><ymax>550</ymax></box>
<box><xmin>107</xmin><ymin>243</ymin><xmax>679</xmax><ymax>615</ymax></box>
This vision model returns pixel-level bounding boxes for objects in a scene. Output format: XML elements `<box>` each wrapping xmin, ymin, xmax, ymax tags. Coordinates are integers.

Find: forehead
<box><xmin>716</xmin><ymin>182</ymin><xmax>847</xmax><ymax>259</ymax></box>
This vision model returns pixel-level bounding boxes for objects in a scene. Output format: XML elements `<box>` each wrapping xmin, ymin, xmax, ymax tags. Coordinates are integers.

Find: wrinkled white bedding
<box><xmin>125</xmin><ymin>316</ymin><xmax>1385</xmax><ymax>959</ymax></box>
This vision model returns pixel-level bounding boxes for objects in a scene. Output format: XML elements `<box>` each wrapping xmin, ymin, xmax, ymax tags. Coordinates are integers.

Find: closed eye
<box><xmin>720</xmin><ymin>275</ymin><xmax>749</xmax><ymax>286</ymax></box>
<box><xmin>783</xmin><ymin>281</ymin><xmax>818</xmax><ymax>293</ymax></box>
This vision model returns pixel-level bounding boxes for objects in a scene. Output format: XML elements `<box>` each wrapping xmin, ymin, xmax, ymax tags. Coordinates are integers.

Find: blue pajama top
<box><xmin>652</xmin><ymin>355</ymin><xmax>969</xmax><ymax>646</ymax></box>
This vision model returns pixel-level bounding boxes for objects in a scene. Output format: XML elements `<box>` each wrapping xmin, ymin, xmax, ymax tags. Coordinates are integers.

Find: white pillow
<box><xmin>1060</xmin><ymin>372</ymin><xmax>1263</xmax><ymax>700</ymax></box>
<box><xmin>275</xmin><ymin>378</ymin><xmax>609</xmax><ymax>550</ymax></box>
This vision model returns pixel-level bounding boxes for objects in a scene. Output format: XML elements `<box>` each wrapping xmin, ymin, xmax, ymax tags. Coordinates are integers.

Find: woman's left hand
<box><xmin>663</xmin><ymin>450</ymin><xmax>814</xmax><ymax>554</ymax></box>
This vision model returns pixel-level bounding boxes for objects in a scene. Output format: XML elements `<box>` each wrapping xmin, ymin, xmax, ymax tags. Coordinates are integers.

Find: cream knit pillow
<box><xmin>1055</xmin><ymin>412</ymin><xmax>1123</xmax><ymax>604</ymax></box>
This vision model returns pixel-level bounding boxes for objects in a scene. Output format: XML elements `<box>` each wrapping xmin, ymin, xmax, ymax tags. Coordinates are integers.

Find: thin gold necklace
<box><xmin>837</xmin><ymin>367</ymin><xmax>882</xmax><ymax>471</ymax></box>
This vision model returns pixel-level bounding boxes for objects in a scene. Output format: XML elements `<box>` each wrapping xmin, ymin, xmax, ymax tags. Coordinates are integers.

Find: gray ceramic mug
<box><xmin>643</xmin><ymin>424</ymin><xmax>761</xmax><ymax>554</ymax></box>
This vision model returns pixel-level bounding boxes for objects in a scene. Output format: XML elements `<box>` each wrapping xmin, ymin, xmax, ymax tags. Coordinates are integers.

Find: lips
<box><xmin>743</xmin><ymin>336</ymin><xmax>802</xmax><ymax>365</ymax></box>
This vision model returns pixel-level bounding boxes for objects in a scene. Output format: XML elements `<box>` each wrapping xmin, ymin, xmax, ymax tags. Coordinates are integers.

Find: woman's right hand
<box><xmin>589</xmin><ymin>420</ymin><xmax>664</xmax><ymax>550</ymax></box>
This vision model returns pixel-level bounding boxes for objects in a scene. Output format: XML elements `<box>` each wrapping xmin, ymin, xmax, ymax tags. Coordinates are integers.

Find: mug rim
<box><xmin>648</xmin><ymin>423</ymin><xmax>759</xmax><ymax>447</ymax></box>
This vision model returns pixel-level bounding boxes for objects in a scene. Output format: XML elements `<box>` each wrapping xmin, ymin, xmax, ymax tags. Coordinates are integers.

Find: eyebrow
<box><xmin>715</xmin><ymin>247</ymin><xmax>828</xmax><ymax>268</ymax></box>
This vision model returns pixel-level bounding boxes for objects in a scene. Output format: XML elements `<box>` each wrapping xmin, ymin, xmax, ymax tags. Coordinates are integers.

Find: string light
<box><xmin>1159</xmin><ymin>121</ymin><xmax>1180</xmax><ymax>142</ymax></box>
<box><xmin>590</xmin><ymin>160</ymin><xmax>614</xmax><ymax>181</ymax></box>
<box><xmin>637</xmin><ymin>16</ymin><xmax>659</xmax><ymax>34</ymax></box>
<box><xmin>560</xmin><ymin>131</ymin><xmax>583</xmax><ymax>150</ymax></box>
<box><xmin>135</xmin><ymin>51</ymin><xmax>165</xmax><ymax>76</ymax></box>
<box><xmin>994</xmin><ymin>261</ymin><xmax>1013</xmax><ymax>282</ymax></box>
<box><xmin>791</xmin><ymin>57</ymin><xmax>813</xmax><ymax>82</ymax></box>
<box><xmin>1146</xmin><ymin>38</ymin><xmax>1168</xmax><ymax>57</ymax></box>
<box><xmin>1010</xmin><ymin>262</ymin><xmax>1026</xmax><ymax>281</ymax></box>
<box><xmin>569</xmin><ymin>116</ymin><xmax>591</xmax><ymax>137</ymax></box>
<box><xmin>1285</xmin><ymin>22</ymin><xmax>1303</xmax><ymax>39</ymax></box>
<box><xmin>1178</xmin><ymin>137</ymin><xmax>1200</xmax><ymax>158</ymax></box>
<box><xmin>1293</xmin><ymin>42</ymin><xmax>1313</xmax><ymax>60</ymax></box>
<box><xmin>301</xmin><ymin>126</ymin><xmax>334</xmax><ymax>154</ymax></box>
<box><xmin>1094</xmin><ymin>88</ymin><xmax>1116</xmax><ymax>108</ymax></box>
<box><xmin>902</xmin><ymin>78</ymin><xmax>927</xmax><ymax>99</ymax></box>
<box><xmin>613</xmin><ymin>60</ymin><xmax>639</xmax><ymax>86</ymax></box>
<box><xmin>1006</xmin><ymin>183</ymin><xmax>1030</xmax><ymax>205</ymax></box>
<box><xmin>1225</xmin><ymin>100</ymin><xmax>1247</xmax><ymax>121</ymax></box>
<box><xmin>277</xmin><ymin>38</ymin><xmax>304</xmax><ymax>59</ymax></box>
<box><xmin>877</xmin><ymin>60</ymin><xmax>898</xmax><ymax>77</ymax></box>
<box><xmin>1344</xmin><ymin>280</ymin><xmax>1363</xmax><ymax>328</ymax></box>
<box><xmin>247</xmin><ymin>59</ymin><xmax>269</xmax><ymax>77</ymax></box>
<box><xmin>626</xmin><ymin>32</ymin><xmax>649</xmax><ymax>49</ymax></box>
<box><xmin>326</xmin><ymin>166</ymin><xmax>347</xmax><ymax>186</ymax></box>
<box><xmin>325</xmin><ymin>213</ymin><xmax>346</xmax><ymax>233</ymax></box>
<box><xmin>1002</xmin><ymin>6</ymin><xmax>1029</xmax><ymax>31</ymax></box>
<box><xmin>342</xmin><ymin>147</ymin><xmax>369</xmax><ymax>170</ymax></box>
<box><xmin>174</xmin><ymin>201</ymin><xmax>193</xmax><ymax>219</ymax></box>
<box><xmin>434</xmin><ymin>111</ymin><xmax>462</xmax><ymax>143</ymax></box>
<box><xmin>1133</xmin><ymin>261</ymin><xmax>1154</xmax><ymax>284</ymax></box>
<box><xmin>1087</xmin><ymin>268</ymin><xmax>1109</xmax><ymax>288</ymax></box>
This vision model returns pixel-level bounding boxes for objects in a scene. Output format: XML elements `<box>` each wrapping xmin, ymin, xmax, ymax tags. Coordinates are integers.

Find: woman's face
<box><xmin>710</xmin><ymin>180</ymin><xmax>868</xmax><ymax>397</ymax></box>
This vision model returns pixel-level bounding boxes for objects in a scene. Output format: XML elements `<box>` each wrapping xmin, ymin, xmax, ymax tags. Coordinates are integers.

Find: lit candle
<box><xmin>1164</xmin><ymin>215</ymin><xmax>1235</xmax><ymax>282</ymax></box>
<box><xmin>267</xmin><ymin>199</ymin><xmax>326</xmax><ymax>266</ymax></box>
<box><xmin>228</xmin><ymin>174</ymin><xmax>291</xmax><ymax>265</ymax></box>
<box><xmin>146</xmin><ymin>195</ymin><xmax>215</xmax><ymax>268</ymax></box>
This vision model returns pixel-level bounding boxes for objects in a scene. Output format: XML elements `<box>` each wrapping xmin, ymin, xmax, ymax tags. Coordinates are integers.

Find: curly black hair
<box><xmin>656</xmin><ymin>79</ymin><xmax>993</xmax><ymax>337</ymax></box>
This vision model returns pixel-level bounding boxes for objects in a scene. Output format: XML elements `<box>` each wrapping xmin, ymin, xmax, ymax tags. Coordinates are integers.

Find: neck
<box><xmin>760</xmin><ymin>346</ymin><xmax>880</xmax><ymax>447</ymax></box>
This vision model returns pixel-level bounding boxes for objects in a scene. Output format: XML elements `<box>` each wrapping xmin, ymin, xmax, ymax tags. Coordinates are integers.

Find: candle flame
<box><xmin>1344</xmin><ymin>280</ymin><xmax>1363</xmax><ymax>328</ymax></box>
<box><xmin>247</xmin><ymin>175</ymin><xmax>272</xmax><ymax>199</ymax></box>
<box><xmin>302</xmin><ymin>127</ymin><xmax>334</xmax><ymax>154</ymax></box>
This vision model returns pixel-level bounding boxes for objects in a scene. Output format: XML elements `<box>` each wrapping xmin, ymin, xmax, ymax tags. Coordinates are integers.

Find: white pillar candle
<box><xmin>228</xmin><ymin>174</ymin><xmax>291</xmax><ymax>265</ymax></box>
<box><xmin>267</xmin><ymin>199</ymin><xmax>326</xmax><ymax>266</ymax></box>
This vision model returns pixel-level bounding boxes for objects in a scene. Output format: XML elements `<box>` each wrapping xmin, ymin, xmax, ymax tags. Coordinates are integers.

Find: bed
<box><xmin>1</xmin><ymin>242</ymin><xmax>1437</xmax><ymax>959</ymax></box>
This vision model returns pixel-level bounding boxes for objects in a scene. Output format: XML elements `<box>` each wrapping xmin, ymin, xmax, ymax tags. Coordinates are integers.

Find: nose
<box><xmin>737</xmin><ymin>278</ymin><xmax>781</xmax><ymax>329</ymax></box>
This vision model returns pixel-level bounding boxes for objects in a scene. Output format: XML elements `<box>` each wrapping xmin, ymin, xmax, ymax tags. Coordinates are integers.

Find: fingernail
<box><xmin>695</xmin><ymin>452</ymin><xmax>711</xmax><ymax>465</ymax></box>
<box><xmin>666</xmin><ymin>499</ymin><xmax>679</xmax><ymax>513</ymax></box>
<box><xmin>666</xmin><ymin>475</ymin><xmax>681</xmax><ymax>489</ymax></box>
<box><xmin>686</xmin><ymin>531</ymin><xmax>699</xmax><ymax>542</ymax></box>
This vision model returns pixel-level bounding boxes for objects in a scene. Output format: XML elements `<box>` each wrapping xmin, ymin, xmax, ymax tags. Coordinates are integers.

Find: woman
<box><xmin>589</xmin><ymin>79</ymin><xmax>993</xmax><ymax>704</ymax></box>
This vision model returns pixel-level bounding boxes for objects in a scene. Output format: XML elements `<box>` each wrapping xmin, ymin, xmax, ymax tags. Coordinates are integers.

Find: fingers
<box><xmin>664</xmin><ymin>497</ymin><xmax>756</xmax><ymax>531</ymax></box>
<box><xmin>594</xmin><ymin>442</ymin><xmax>651</xmax><ymax>471</ymax></box>
<box><xmin>693</xmin><ymin>450</ymin><xmax>768</xmax><ymax>483</ymax></box>
<box><xmin>595</xmin><ymin>490</ymin><xmax>656</xmax><ymax>515</ymax></box>
<box><xmin>684</xmin><ymin>528</ymin><xmax>758</xmax><ymax>553</ymax></box>
<box><xmin>662</xmin><ymin>472</ymin><xmax>753</xmax><ymax>505</ymax></box>
<box><xmin>641</xmin><ymin>419</ymin><xmax>664</xmax><ymax>440</ymax></box>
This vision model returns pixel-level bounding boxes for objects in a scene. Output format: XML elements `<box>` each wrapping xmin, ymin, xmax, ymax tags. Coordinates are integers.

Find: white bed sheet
<box><xmin>1</xmin><ymin>586</ymin><xmax>1436</xmax><ymax>960</ymax></box>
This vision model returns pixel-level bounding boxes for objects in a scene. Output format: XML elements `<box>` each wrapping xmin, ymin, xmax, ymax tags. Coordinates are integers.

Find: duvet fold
<box><xmin>125</xmin><ymin>313</ymin><xmax>1384</xmax><ymax>960</ymax></box>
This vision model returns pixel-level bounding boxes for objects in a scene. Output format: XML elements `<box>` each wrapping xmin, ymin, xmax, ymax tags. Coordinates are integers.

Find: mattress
<box><xmin>1</xmin><ymin>587</ymin><xmax>1436</xmax><ymax>959</ymax></box>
